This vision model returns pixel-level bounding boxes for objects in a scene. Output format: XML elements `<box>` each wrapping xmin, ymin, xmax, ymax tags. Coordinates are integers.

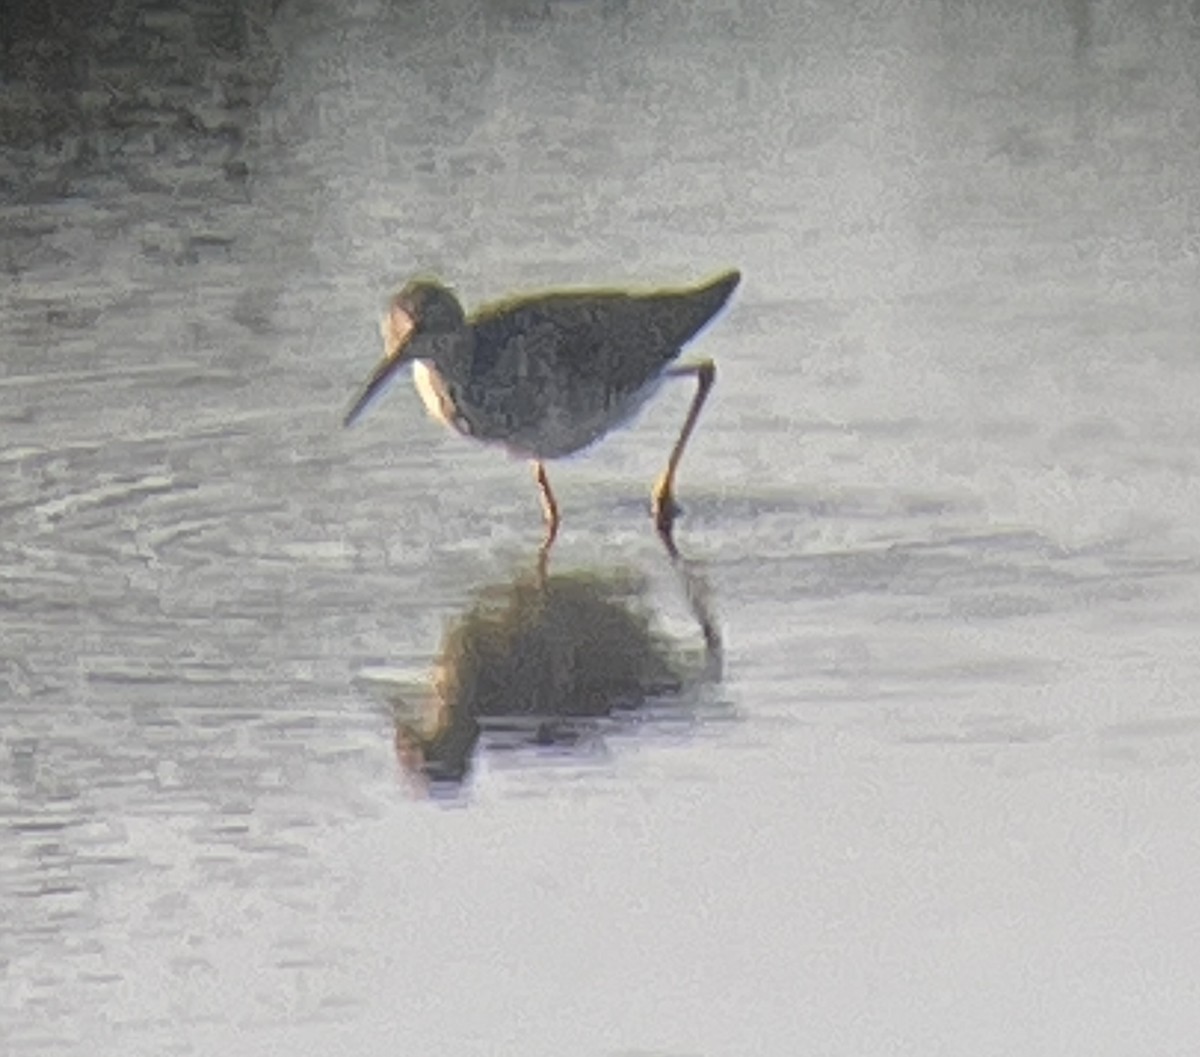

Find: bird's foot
<box><xmin>651</xmin><ymin>477</ymin><xmax>682</xmax><ymax>538</ymax></box>
<box><xmin>536</xmin><ymin>537</ymin><xmax>553</xmax><ymax>585</ymax></box>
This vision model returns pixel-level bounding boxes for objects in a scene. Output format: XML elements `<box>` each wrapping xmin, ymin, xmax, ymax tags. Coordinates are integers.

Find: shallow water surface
<box><xmin>3</xmin><ymin>0</ymin><xmax>1200</xmax><ymax>1053</ymax></box>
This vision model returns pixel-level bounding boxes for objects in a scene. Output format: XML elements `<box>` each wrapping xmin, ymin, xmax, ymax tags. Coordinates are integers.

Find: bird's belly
<box><xmin>414</xmin><ymin>361</ymin><xmax>666</xmax><ymax>461</ymax></box>
<box><xmin>505</xmin><ymin>375</ymin><xmax>666</xmax><ymax>460</ymax></box>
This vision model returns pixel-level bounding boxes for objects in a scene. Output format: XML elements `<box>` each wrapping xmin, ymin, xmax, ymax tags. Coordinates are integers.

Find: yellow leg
<box><xmin>533</xmin><ymin>460</ymin><xmax>560</xmax><ymax>550</ymax></box>
<box><xmin>652</xmin><ymin>359</ymin><xmax>715</xmax><ymax>546</ymax></box>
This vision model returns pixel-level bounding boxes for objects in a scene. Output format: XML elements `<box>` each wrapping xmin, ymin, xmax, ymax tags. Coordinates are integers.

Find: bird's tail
<box><xmin>654</xmin><ymin>269</ymin><xmax>741</xmax><ymax>348</ymax></box>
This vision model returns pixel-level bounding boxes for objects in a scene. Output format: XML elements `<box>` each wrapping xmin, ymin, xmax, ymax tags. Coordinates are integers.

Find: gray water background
<box><xmin>3</xmin><ymin>0</ymin><xmax>1200</xmax><ymax>1053</ymax></box>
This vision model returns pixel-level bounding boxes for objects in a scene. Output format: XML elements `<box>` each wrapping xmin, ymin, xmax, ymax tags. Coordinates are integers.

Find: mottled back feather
<box><xmin>469</xmin><ymin>270</ymin><xmax>739</xmax><ymax>388</ymax></box>
<box><xmin>430</xmin><ymin>270</ymin><xmax>739</xmax><ymax>457</ymax></box>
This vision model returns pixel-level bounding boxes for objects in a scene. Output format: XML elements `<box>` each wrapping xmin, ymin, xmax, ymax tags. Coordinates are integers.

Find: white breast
<box><xmin>412</xmin><ymin>361</ymin><xmax>464</xmax><ymax>433</ymax></box>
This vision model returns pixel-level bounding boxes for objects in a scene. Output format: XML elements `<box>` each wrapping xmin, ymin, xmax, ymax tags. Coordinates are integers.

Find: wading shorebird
<box><xmin>343</xmin><ymin>269</ymin><xmax>740</xmax><ymax>552</ymax></box>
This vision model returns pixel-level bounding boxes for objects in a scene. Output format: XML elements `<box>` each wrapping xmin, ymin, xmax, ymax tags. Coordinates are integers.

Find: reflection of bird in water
<box><xmin>392</xmin><ymin>565</ymin><xmax>721</xmax><ymax>789</ymax></box>
<box><xmin>343</xmin><ymin>271</ymin><xmax>740</xmax><ymax>556</ymax></box>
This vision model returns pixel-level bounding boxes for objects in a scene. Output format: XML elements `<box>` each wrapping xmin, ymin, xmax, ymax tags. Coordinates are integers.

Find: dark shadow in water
<box><xmin>384</xmin><ymin>546</ymin><xmax>722</xmax><ymax>793</ymax></box>
<box><xmin>0</xmin><ymin>0</ymin><xmax>279</xmax><ymax>203</ymax></box>
<box><xmin>1064</xmin><ymin>0</ymin><xmax>1092</xmax><ymax>61</ymax></box>
<box><xmin>485</xmin><ymin>0</ymin><xmax>629</xmax><ymax>26</ymax></box>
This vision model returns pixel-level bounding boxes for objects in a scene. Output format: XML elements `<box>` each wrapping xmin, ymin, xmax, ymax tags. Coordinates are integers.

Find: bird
<box><xmin>343</xmin><ymin>269</ymin><xmax>740</xmax><ymax>554</ymax></box>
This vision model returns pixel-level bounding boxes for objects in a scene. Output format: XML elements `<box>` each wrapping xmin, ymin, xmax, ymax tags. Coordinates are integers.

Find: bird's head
<box><xmin>344</xmin><ymin>279</ymin><xmax>467</xmax><ymax>428</ymax></box>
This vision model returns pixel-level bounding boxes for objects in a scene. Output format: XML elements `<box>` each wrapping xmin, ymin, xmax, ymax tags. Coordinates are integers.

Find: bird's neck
<box><xmin>421</xmin><ymin>330</ymin><xmax>476</xmax><ymax>387</ymax></box>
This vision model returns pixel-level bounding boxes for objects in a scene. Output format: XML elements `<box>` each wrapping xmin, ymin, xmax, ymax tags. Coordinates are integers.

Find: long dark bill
<box><xmin>343</xmin><ymin>350</ymin><xmax>408</xmax><ymax>428</ymax></box>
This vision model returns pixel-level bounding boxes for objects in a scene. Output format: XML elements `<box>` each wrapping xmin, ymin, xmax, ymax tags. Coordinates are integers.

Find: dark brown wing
<box><xmin>469</xmin><ymin>270</ymin><xmax>740</xmax><ymax>393</ymax></box>
<box><xmin>454</xmin><ymin>271</ymin><xmax>739</xmax><ymax>450</ymax></box>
